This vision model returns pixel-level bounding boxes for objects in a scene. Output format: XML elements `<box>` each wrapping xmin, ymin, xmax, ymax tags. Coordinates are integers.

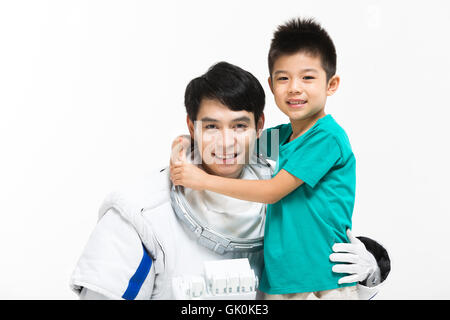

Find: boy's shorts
<box><xmin>263</xmin><ymin>285</ymin><xmax>359</xmax><ymax>300</ymax></box>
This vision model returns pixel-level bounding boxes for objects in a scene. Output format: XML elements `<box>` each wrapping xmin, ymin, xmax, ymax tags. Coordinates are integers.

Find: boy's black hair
<box><xmin>268</xmin><ymin>17</ymin><xmax>337</xmax><ymax>81</ymax></box>
<box><xmin>184</xmin><ymin>61</ymin><xmax>265</xmax><ymax>123</ymax></box>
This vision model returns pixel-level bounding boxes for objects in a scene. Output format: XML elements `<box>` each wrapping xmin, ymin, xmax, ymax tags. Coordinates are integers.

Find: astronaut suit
<box><xmin>70</xmin><ymin>152</ymin><xmax>390</xmax><ymax>300</ymax></box>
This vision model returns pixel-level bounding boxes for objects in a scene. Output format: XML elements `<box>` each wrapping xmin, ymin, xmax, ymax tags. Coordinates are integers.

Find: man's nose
<box><xmin>216</xmin><ymin>128</ymin><xmax>236</xmax><ymax>151</ymax></box>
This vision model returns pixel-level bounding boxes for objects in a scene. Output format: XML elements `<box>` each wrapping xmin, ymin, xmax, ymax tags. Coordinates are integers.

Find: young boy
<box><xmin>171</xmin><ymin>18</ymin><xmax>358</xmax><ymax>299</ymax></box>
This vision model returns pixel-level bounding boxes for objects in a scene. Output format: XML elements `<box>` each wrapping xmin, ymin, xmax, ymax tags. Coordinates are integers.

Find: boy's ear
<box><xmin>186</xmin><ymin>115</ymin><xmax>195</xmax><ymax>138</ymax></box>
<box><xmin>268</xmin><ymin>76</ymin><xmax>274</xmax><ymax>94</ymax></box>
<box><xmin>256</xmin><ymin>113</ymin><xmax>265</xmax><ymax>138</ymax></box>
<box><xmin>326</xmin><ymin>75</ymin><xmax>340</xmax><ymax>96</ymax></box>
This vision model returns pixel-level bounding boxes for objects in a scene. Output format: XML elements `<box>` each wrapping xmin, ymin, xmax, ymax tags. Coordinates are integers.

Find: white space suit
<box><xmin>70</xmin><ymin>161</ymin><xmax>390</xmax><ymax>300</ymax></box>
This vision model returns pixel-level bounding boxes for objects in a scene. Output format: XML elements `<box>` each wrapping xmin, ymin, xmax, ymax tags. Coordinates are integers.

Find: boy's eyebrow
<box><xmin>273</xmin><ymin>70</ymin><xmax>288</xmax><ymax>76</ymax></box>
<box><xmin>300</xmin><ymin>68</ymin><xmax>319</xmax><ymax>73</ymax></box>
<box><xmin>273</xmin><ymin>68</ymin><xmax>319</xmax><ymax>75</ymax></box>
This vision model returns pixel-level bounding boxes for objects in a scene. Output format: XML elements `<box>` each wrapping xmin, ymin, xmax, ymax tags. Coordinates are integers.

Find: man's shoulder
<box><xmin>118</xmin><ymin>166</ymin><xmax>170</xmax><ymax>195</ymax></box>
<box><xmin>98</xmin><ymin>167</ymin><xmax>172</xmax><ymax>221</ymax></box>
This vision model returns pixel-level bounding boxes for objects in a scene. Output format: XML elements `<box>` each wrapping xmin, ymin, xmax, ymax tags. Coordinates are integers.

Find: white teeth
<box><xmin>288</xmin><ymin>101</ymin><xmax>306</xmax><ymax>104</ymax></box>
<box><xmin>214</xmin><ymin>154</ymin><xmax>236</xmax><ymax>159</ymax></box>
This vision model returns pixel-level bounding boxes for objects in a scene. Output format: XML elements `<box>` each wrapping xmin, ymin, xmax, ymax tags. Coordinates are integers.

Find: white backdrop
<box><xmin>1</xmin><ymin>0</ymin><xmax>449</xmax><ymax>299</ymax></box>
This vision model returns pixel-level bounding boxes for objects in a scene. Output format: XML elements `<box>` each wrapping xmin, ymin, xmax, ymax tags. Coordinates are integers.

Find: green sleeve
<box><xmin>283</xmin><ymin>130</ymin><xmax>342</xmax><ymax>188</ymax></box>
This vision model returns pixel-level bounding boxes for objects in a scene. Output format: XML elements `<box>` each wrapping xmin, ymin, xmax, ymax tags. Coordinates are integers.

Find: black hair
<box><xmin>357</xmin><ymin>236</ymin><xmax>391</xmax><ymax>284</ymax></box>
<box><xmin>184</xmin><ymin>62</ymin><xmax>265</xmax><ymax>123</ymax></box>
<box><xmin>268</xmin><ymin>17</ymin><xmax>337</xmax><ymax>81</ymax></box>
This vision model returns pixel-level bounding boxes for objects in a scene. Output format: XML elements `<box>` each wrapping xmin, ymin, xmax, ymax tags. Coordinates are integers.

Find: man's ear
<box><xmin>327</xmin><ymin>75</ymin><xmax>340</xmax><ymax>96</ymax></box>
<box><xmin>187</xmin><ymin>115</ymin><xmax>195</xmax><ymax>138</ymax></box>
<box><xmin>256</xmin><ymin>113</ymin><xmax>265</xmax><ymax>138</ymax></box>
<box><xmin>268</xmin><ymin>76</ymin><xmax>274</xmax><ymax>94</ymax></box>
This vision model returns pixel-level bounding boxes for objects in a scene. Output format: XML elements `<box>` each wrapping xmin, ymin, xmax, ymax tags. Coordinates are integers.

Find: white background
<box><xmin>0</xmin><ymin>0</ymin><xmax>449</xmax><ymax>299</ymax></box>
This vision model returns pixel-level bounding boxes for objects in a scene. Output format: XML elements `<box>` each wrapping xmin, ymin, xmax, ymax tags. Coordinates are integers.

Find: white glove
<box><xmin>329</xmin><ymin>229</ymin><xmax>381</xmax><ymax>287</ymax></box>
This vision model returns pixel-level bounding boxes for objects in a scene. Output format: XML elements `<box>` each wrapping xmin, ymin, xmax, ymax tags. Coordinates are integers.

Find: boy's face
<box><xmin>187</xmin><ymin>99</ymin><xmax>264</xmax><ymax>179</ymax></box>
<box><xmin>268</xmin><ymin>52</ymin><xmax>339</xmax><ymax>123</ymax></box>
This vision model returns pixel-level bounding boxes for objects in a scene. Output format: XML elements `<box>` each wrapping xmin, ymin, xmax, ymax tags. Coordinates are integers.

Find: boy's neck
<box><xmin>289</xmin><ymin>109</ymin><xmax>326</xmax><ymax>141</ymax></box>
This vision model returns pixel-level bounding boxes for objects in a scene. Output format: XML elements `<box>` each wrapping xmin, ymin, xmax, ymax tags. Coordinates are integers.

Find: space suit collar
<box><xmin>169</xmin><ymin>155</ymin><xmax>273</xmax><ymax>254</ymax></box>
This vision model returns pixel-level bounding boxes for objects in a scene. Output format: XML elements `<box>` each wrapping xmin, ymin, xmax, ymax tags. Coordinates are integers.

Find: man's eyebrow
<box><xmin>199</xmin><ymin>117</ymin><xmax>219</xmax><ymax>122</ymax></box>
<box><xmin>232</xmin><ymin>116</ymin><xmax>251</xmax><ymax>123</ymax></box>
<box><xmin>199</xmin><ymin>116</ymin><xmax>251</xmax><ymax>123</ymax></box>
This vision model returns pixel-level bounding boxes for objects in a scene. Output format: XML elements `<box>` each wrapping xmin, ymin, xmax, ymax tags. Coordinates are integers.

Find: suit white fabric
<box><xmin>70</xmin><ymin>165</ymin><xmax>383</xmax><ymax>300</ymax></box>
<box><xmin>71</xmin><ymin>165</ymin><xmax>267</xmax><ymax>299</ymax></box>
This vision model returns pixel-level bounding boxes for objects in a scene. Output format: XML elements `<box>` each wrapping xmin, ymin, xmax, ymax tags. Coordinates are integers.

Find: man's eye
<box><xmin>277</xmin><ymin>77</ymin><xmax>288</xmax><ymax>81</ymax></box>
<box><xmin>235</xmin><ymin>124</ymin><xmax>248</xmax><ymax>130</ymax></box>
<box><xmin>205</xmin><ymin>124</ymin><xmax>217</xmax><ymax>130</ymax></box>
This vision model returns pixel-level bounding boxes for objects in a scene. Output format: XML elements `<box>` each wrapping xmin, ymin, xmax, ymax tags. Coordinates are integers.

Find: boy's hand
<box><xmin>171</xmin><ymin>162</ymin><xmax>209</xmax><ymax>191</ymax></box>
<box><xmin>170</xmin><ymin>135</ymin><xmax>191</xmax><ymax>166</ymax></box>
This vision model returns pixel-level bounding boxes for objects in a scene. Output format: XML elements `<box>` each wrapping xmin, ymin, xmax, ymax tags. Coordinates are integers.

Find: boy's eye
<box><xmin>303</xmin><ymin>76</ymin><xmax>315</xmax><ymax>80</ymax></box>
<box><xmin>205</xmin><ymin>124</ymin><xmax>218</xmax><ymax>130</ymax></box>
<box><xmin>277</xmin><ymin>77</ymin><xmax>288</xmax><ymax>81</ymax></box>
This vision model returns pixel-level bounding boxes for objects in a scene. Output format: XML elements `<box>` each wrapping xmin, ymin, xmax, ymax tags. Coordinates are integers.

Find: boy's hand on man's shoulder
<box><xmin>170</xmin><ymin>162</ymin><xmax>208</xmax><ymax>191</ymax></box>
<box><xmin>170</xmin><ymin>134</ymin><xmax>191</xmax><ymax>167</ymax></box>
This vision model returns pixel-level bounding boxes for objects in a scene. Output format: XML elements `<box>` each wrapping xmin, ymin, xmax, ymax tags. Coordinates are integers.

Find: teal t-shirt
<box><xmin>257</xmin><ymin>115</ymin><xmax>356</xmax><ymax>294</ymax></box>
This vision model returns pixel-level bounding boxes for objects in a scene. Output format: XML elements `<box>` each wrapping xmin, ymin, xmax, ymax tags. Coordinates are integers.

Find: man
<box><xmin>70</xmin><ymin>62</ymin><xmax>390</xmax><ymax>299</ymax></box>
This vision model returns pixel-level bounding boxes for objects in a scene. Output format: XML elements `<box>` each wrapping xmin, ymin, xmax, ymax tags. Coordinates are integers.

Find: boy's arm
<box><xmin>171</xmin><ymin>162</ymin><xmax>303</xmax><ymax>204</ymax></box>
<box><xmin>205</xmin><ymin>169</ymin><xmax>304</xmax><ymax>204</ymax></box>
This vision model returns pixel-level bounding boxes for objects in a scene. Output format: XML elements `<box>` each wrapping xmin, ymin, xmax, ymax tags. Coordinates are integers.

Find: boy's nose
<box><xmin>288</xmin><ymin>78</ymin><xmax>303</xmax><ymax>94</ymax></box>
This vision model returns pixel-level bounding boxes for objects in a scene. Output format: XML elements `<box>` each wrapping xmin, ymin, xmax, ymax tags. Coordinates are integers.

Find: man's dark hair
<box><xmin>268</xmin><ymin>17</ymin><xmax>337</xmax><ymax>81</ymax></box>
<box><xmin>184</xmin><ymin>62</ymin><xmax>265</xmax><ymax>123</ymax></box>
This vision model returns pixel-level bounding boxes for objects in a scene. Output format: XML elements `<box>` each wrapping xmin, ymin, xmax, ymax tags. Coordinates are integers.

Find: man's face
<box><xmin>187</xmin><ymin>98</ymin><xmax>264</xmax><ymax>179</ymax></box>
<box><xmin>269</xmin><ymin>52</ymin><xmax>339</xmax><ymax>123</ymax></box>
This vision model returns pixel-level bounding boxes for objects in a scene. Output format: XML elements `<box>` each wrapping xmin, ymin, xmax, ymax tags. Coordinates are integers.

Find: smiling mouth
<box><xmin>212</xmin><ymin>153</ymin><xmax>239</xmax><ymax>164</ymax></box>
<box><xmin>287</xmin><ymin>99</ymin><xmax>307</xmax><ymax>107</ymax></box>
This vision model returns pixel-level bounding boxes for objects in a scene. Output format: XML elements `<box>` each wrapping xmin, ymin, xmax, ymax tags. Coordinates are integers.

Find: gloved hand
<box><xmin>329</xmin><ymin>229</ymin><xmax>381</xmax><ymax>287</ymax></box>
